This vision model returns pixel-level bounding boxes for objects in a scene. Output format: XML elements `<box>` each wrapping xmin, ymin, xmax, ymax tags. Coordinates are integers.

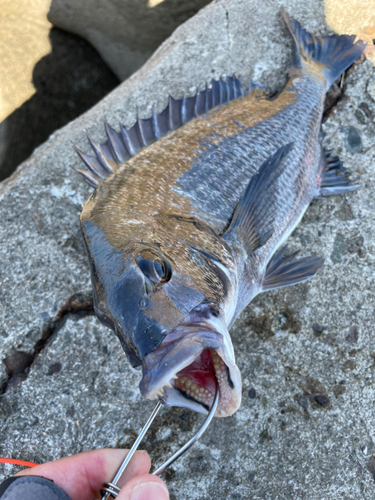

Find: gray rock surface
<box><xmin>1</xmin><ymin>0</ymin><xmax>375</xmax><ymax>498</ymax></box>
<box><xmin>48</xmin><ymin>0</ymin><xmax>212</xmax><ymax>80</ymax></box>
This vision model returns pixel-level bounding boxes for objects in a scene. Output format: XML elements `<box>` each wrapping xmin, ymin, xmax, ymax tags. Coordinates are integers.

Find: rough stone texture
<box><xmin>1</xmin><ymin>1</ymin><xmax>375</xmax><ymax>499</ymax></box>
<box><xmin>48</xmin><ymin>0</ymin><xmax>212</xmax><ymax>80</ymax></box>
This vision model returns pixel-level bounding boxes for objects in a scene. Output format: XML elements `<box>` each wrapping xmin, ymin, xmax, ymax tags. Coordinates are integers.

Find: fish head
<box><xmin>81</xmin><ymin>210</ymin><xmax>242</xmax><ymax>417</ymax></box>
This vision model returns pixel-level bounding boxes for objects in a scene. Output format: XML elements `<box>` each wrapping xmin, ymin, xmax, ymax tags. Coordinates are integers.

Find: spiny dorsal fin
<box><xmin>318</xmin><ymin>149</ymin><xmax>358</xmax><ymax>197</ymax></box>
<box><xmin>262</xmin><ymin>245</ymin><xmax>324</xmax><ymax>292</ymax></box>
<box><xmin>223</xmin><ymin>143</ymin><xmax>293</xmax><ymax>253</ymax></box>
<box><xmin>73</xmin><ymin>75</ymin><xmax>252</xmax><ymax>188</ymax></box>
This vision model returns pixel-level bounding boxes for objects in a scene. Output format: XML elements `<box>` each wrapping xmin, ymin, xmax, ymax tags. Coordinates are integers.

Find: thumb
<box><xmin>117</xmin><ymin>474</ymin><xmax>169</xmax><ymax>500</ymax></box>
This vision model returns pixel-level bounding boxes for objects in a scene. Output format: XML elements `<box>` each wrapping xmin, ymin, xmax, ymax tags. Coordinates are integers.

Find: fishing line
<box><xmin>0</xmin><ymin>386</ymin><xmax>219</xmax><ymax>500</ymax></box>
<box><xmin>100</xmin><ymin>384</ymin><xmax>219</xmax><ymax>500</ymax></box>
<box><xmin>0</xmin><ymin>458</ymin><xmax>38</xmax><ymax>468</ymax></box>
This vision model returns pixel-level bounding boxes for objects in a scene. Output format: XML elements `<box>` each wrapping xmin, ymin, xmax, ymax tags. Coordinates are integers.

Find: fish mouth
<box><xmin>139</xmin><ymin>322</ymin><xmax>242</xmax><ymax>417</ymax></box>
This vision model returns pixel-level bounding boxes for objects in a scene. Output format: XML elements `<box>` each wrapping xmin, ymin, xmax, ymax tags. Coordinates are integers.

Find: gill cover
<box><xmin>81</xmin><ymin>219</ymin><xmax>208</xmax><ymax>366</ymax></box>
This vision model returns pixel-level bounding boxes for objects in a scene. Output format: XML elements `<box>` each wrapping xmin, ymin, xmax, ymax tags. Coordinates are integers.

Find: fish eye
<box><xmin>136</xmin><ymin>251</ymin><xmax>172</xmax><ymax>284</ymax></box>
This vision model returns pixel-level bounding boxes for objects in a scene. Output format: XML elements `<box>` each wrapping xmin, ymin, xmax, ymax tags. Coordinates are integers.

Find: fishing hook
<box><xmin>100</xmin><ymin>385</ymin><xmax>219</xmax><ymax>499</ymax></box>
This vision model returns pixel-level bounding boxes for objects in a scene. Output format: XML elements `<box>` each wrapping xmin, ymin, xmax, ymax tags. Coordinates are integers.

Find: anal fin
<box><xmin>318</xmin><ymin>150</ymin><xmax>358</xmax><ymax>197</ymax></box>
<box><xmin>262</xmin><ymin>245</ymin><xmax>324</xmax><ymax>292</ymax></box>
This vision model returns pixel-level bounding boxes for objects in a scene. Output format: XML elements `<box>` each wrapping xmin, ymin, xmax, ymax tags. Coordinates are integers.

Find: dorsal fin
<box><xmin>73</xmin><ymin>76</ymin><xmax>252</xmax><ymax>188</ymax></box>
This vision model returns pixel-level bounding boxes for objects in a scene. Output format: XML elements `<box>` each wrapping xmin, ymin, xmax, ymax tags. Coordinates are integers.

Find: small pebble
<box><xmin>248</xmin><ymin>472</ymin><xmax>256</xmax><ymax>482</ymax></box>
<box><xmin>312</xmin><ymin>323</ymin><xmax>325</xmax><ymax>335</ymax></box>
<box><xmin>367</xmin><ymin>79</ymin><xmax>375</xmax><ymax>103</ymax></box>
<box><xmin>3</xmin><ymin>351</ymin><xmax>33</xmax><ymax>377</ymax></box>
<box><xmin>248</xmin><ymin>388</ymin><xmax>256</xmax><ymax>399</ymax></box>
<box><xmin>13</xmin><ymin>417</ymin><xmax>30</xmax><ymax>430</ymax></box>
<box><xmin>358</xmin><ymin>102</ymin><xmax>372</xmax><ymax>118</ymax></box>
<box><xmin>314</xmin><ymin>395</ymin><xmax>330</xmax><ymax>406</ymax></box>
<box><xmin>331</xmin><ymin>234</ymin><xmax>346</xmax><ymax>264</ymax></box>
<box><xmin>355</xmin><ymin>108</ymin><xmax>367</xmax><ymax>124</ymax></box>
<box><xmin>346</xmin><ymin>326</ymin><xmax>359</xmax><ymax>344</ymax></box>
<box><xmin>297</xmin><ymin>395</ymin><xmax>309</xmax><ymax>409</ymax></box>
<box><xmin>271</xmin><ymin>312</ymin><xmax>287</xmax><ymax>334</ymax></box>
<box><xmin>47</xmin><ymin>362</ymin><xmax>62</xmax><ymax>376</ymax></box>
<box><xmin>263</xmin><ymin>380</ymin><xmax>272</xmax><ymax>389</ymax></box>
<box><xmin>342</xmin><ymin>126</ymin><xmax>362</xmax><ymax>154</ymax></box>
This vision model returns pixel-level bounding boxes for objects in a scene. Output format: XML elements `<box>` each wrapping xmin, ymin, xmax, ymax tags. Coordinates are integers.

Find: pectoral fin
<box><xmin>262</xmin><ymin>245</ymin><xmax>324</xmax><ymax>292</ymax></box>
<box><xmin>224</xmin><ymin>143</ymin><xmax>293</xmax><ymax>253</ymax></box>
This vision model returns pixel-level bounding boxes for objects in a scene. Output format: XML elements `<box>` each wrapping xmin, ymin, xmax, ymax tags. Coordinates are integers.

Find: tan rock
<box><xmin>0</xmin><ymin>0</ymin><xmax>52</xmax><ymax>122</ymax></box>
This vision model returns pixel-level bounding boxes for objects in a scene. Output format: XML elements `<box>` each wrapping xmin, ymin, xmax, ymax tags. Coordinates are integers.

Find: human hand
<box><xmin>15</xmin><ymin>448</ymin><xmax>169</xmax><ymax>500</ymax></box>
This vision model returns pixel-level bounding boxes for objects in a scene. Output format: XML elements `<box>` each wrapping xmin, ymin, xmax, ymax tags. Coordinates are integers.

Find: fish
<box><xmin>73</xmin><ymin>10</ymin><xmax>365</xmax><ymax>417</ymax></box>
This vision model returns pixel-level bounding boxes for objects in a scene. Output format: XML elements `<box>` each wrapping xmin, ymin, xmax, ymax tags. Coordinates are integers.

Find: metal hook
<box><xmin>100</xmin><ymin>385</ymin><xmax>219</xmax><ymax>499</ymax></box>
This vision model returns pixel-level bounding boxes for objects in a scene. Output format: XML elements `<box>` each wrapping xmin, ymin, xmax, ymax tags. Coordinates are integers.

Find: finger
<box><xmin>117</xmin><ymin>474</ymin><xmax>169</xmax><ymax>500</ymax></box>
<box><xmin>15</xmin><ymin>448</ymin><xmax>151</xmax><ymax>500</ymax></box>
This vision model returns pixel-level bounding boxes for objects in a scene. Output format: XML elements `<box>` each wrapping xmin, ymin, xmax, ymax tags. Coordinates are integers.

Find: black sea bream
<box><xmin>74</xmin><ymin>11</ymin><xmax>365</xmax><ymax>417</ymax></box>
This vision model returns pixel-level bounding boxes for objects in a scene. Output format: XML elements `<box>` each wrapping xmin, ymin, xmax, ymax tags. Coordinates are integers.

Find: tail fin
<box><xmin>281</xmin><ymin>8</ymin><xmax>366</xmax><ymax>88</ymax></box>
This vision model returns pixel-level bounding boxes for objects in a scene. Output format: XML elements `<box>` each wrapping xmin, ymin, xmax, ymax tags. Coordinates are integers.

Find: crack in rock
<box><xmin>0</xmin><ymin>292</ymin><xmax>94</xmax><ymax>395</ymax></box>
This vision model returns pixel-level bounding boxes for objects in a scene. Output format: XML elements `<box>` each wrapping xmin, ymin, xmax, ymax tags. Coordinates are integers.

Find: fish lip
<box><xmin>140</xmin><ymin>325</ymin><xmax>221</xmax><ymax>397</ymax></box>
<box><xmin>139</xmin><ymin>322</ymin><xmax>241</xmax><ymax>417</ymax></box>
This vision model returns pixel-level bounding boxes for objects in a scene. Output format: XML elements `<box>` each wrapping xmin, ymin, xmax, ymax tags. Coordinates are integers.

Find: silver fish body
<box><xmin>75</xmin><ymin>11</ymin><xmax>365</xmax><ymax>417</ymax></box>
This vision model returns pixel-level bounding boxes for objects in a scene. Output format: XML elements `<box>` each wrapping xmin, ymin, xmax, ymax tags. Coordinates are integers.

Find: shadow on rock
<box><xmin>0</xmin><ymin>28</ymin><xmax>120</xmax><ymax>182</ymax></box>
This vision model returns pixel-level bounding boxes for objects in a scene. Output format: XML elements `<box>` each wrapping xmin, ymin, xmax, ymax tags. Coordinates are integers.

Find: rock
<box><xmin>270</xmin><ymin>312</ymin><xmax>287</xmax><ymax>334</ymax></box>
<box><xmin>297</xmin><ymin>395</ymin><xmax>309</xmax><ymax>409</ymax></box>
<box><xmin>334</xmin><ymin>200</ymin><xmax>354</xmax><ymax>221</ymax></box>
<box><xmin>47</xmin><ymin>362</ymin><xmax>62</xmax><ymax>376</ymax></box>
<box><xmin>342</xmin><ymin>125</ymin><xmax>363</xmax><ymax>153</ymax></box>
<box><xmin>48</xmin><ymin>0</ymin><xmax>213</xmax><ymax>81</ymax></box>
<box><xmin>358</xmin><ymin>102</ymin><xmax>372</xmax><ymax>118</ymax></box>
<box><xmin>248</xmin><ymin>388</ymin><xmax>256</xmax><ymax>399</ymax></box>
<box><xmin>330</xmin><ymin>233</ymin><xmax>346</xmax><ymax>263</ymax></box>
<box><xmin>368</xmin><ymin>78</ymin><xmax>375</xmax><ymax>102</ymax></box>
<box><xmin>0</xmin><ymin>28</ymin><xmax>119</xmax><ymax>182</ymax></box>
<box><xmin>2</xmin><ymin>351</ymin><xmax>34</xmax><ymax>377</ymax></box>
<box><xmin>314</xmin><ymin>395</ymin><xmax>330</xmax><ymax>407</ymax></box>
<box><xmin>0</xmin><ymin>0</ymin><xmax>52</xmax><ymax>124</ymax></box>
<box><xmin>346</xmin><ymin>326</ymin><xmax>359</xmax><ymax>344</ymax></box>
<box><xmin>355</xmin><ymin>107</ymin><xmax>367</xmax><ymax>124</ymax></box>
<box><xmin>333</xmin><ymin>383</ymin><xmax>346</xmax><ymax>398</ymax></box>
<box><xmin>367</xmin><ymin>455</ymin><xmax>375</xmax><ymax>481</ymax></box>
<box><xmin>1</xmin><ymin>0</ymin><xmax>375</xmax><ymax>498</ymax></box>
<box><xmin>248</xmin><ymin>472</ymin><xmax>256</xmax><ymax>482</ymax></box>
<box><xmin>312</xmin><ymin>323</ymin><xmax>326</xmax><ymax>335</ymax></box>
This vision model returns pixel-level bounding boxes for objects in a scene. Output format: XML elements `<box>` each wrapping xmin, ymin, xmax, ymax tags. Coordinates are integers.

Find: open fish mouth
<box><xmin>140</xmin><ymin>323</ymin><xmax>242</xmax><ymax>417</ymax></box>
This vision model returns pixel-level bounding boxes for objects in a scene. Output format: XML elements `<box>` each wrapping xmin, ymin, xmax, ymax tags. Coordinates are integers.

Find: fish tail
<box><xmin>281</xmin><ymin>8</ymin><xmax>366</xmax><ymax>88</ymax></box>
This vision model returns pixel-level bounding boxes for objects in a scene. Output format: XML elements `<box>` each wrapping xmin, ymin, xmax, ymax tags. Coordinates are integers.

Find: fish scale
<box><xmin>73</xmin><ymin>10</ymin><xmax>365</xmax><ymax>417</ymax></box>
<box><xmin>178</xmin><ymin>76</ymin><xmax>322</xmax><ymax>229</ymax></box>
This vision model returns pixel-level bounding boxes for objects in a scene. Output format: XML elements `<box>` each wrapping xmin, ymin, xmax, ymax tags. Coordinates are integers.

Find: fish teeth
<box><xmin>151</xmin><ymin>378</ymin><xmax>177</xmax><ymax>399</ymax></box>
<box><xmin>155</xmin><ymin>388</ymin><xmax>164</xmax><ymax>398</ymax></box>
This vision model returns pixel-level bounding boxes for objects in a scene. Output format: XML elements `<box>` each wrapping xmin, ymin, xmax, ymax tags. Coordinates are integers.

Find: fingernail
<box><xmin>130</xmin><ymin>481</ymin><xmax>169</xmax><ymax>500</ymax></box>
